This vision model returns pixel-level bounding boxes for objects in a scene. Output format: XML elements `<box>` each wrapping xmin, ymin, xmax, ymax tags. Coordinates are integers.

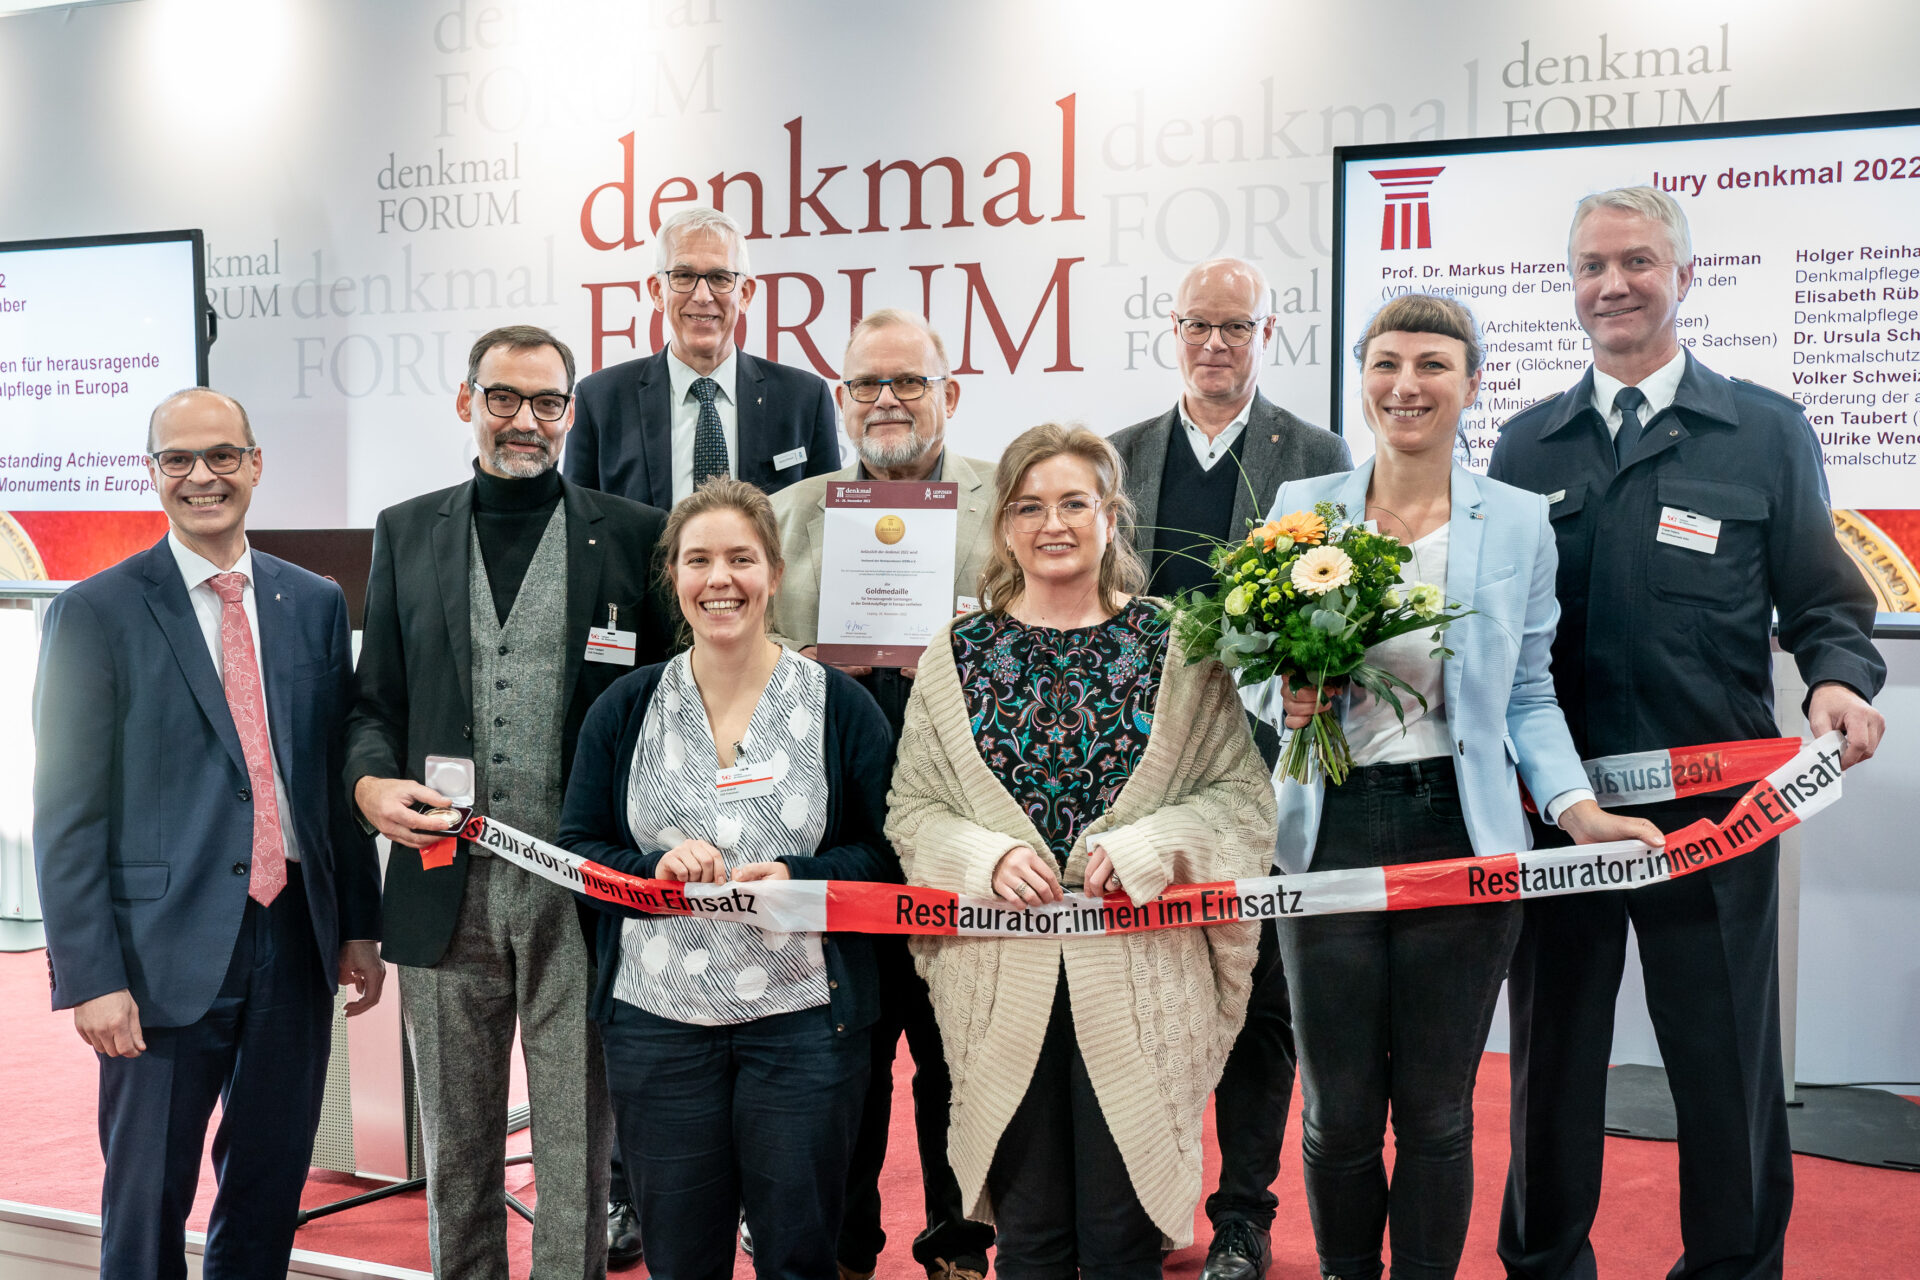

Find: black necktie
<box><xmin>1611</xmin><ymin>385</ymin><xmax>1648</xmax><ymax>467</ymax></box>
<box><xmin>691</xmin><ymin>376</ymin><xmax>729</xmax><ymax>489</ymax></box>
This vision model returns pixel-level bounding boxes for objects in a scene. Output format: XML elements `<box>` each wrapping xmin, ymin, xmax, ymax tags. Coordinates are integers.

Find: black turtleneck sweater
<box><xmin>471</xmin><ymin>462</ymin><xmax>564</xmax><ymax>625</ymax></box>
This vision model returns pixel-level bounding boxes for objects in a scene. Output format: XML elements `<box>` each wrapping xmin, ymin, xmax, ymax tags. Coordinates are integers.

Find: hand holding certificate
<box><xmin>816</xmin><ymin>479</ymin><xmax>960</xmax><ymax>667</ymax></box>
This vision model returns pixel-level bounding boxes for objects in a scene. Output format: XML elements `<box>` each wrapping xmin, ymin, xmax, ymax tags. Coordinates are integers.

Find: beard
<box><xmin>486</xmin><ymin>429</ymin><xmax>557</xmax><ymax>477</ymax></box>
<box><xmin>856</xmin><ymin>417</ymin><xmax>936</xmax><ymax>471</ymax></box>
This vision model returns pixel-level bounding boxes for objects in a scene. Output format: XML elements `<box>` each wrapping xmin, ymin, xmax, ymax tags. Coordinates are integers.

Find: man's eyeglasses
<box><xmin>1004</xmin><ymin>497</ymin><xmax>1103</xmax><ymax>533</ymax></box>
<box><xmin>149</xmin><ymin>445</ymin><xmax>257</xmax><ymax>477</ymax></box>
<box><xmin>1173</xmin><ymin>315</ymin><xmax>1267</xmax><ymax>347</ymax></box>
<box><xmin>478</xmin><ymin>386</ymin><xmax>572</xmax><ymax>422</ymax></box>
<box><xmin>660</xmin><ymin>268</ymin><xmax>745</xmax><ymax>294</ymax></box>
<box><xmin>842</xmin><ymin>375</ymin><xmax>947</xmax><ymax>403</ymax></box>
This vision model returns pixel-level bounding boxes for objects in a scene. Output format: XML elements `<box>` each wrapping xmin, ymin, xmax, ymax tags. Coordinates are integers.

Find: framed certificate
<box><xmin>816</xmin><ymin>480</ymin><xmax>960</xmax><ymax>667</ymax></box>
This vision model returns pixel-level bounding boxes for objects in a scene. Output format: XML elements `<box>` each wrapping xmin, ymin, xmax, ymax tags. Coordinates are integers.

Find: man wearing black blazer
<box><xmin>565</xmin><ymin>204</ymin><xmax>840</xmax><ymax>508</ymax></box>
<box><xmin>1109</xmin><ymin>257</ymin><xmax>1351</xmax><ymax>1280</ymax></box>
<box><xmin>347</xmin><ymin>325</ymin><xmax>670</xmax><ymax>1280</ymax></box>
<box><xmin>35</xmin><ymin>388</ymin><xmax>383</xmax><ymax>1279</ymax></box>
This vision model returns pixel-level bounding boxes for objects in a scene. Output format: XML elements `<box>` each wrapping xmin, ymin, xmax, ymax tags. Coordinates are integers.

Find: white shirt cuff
<box><xmin>1544</xmin><ymin>787</ymin><xmax>1596</xmax><ymax>827</ymax></box>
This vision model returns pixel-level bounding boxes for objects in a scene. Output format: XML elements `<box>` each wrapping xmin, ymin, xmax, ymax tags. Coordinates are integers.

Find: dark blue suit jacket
<box><xmin>564</xmin><ymin>347</ymin><xmax>840</xmax><ymax>507</ymax></box>
<box><xmin>33</xmin><ymin>537</ymin><xmax>381</xmax><ymax>1029</ymax></box>
<box><xmin>1489</xmin><ymin>350</ymin><xmax>1884</xmax><ymax>759</ymax></box>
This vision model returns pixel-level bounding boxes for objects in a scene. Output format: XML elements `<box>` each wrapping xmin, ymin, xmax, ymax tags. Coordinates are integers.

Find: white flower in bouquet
<box><xmin>1290</xmin><ymin>545</ymin><xmax>1354</xmax><ymax>596</ymax></box>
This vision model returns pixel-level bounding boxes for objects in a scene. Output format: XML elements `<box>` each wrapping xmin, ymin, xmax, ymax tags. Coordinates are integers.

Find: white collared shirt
<box><xmin>167</xmin><ymin>533</ymin><xmax>301</xmax><ymax>862</ymax></box>
<box><xmin>1591</xmin><ymin>348</ymin><xmax>1687</xmax><ymax>438</ymax></box>
<box><xmin>1177</xmin><ymin>395</ymin><xmax>1253</xmax><ymax>471</ymax></box>
<box><xmin>667</xmin><ymin>347</ymin><xmax>740</xmax><ymax>504</ymax></box>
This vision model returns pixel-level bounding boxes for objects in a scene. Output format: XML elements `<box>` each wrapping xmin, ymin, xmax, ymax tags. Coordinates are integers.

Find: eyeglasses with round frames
<box><xmin>660</xmin><ymin>268</ymin><xmax>745</xmax><ymax>294</ymax></box>
<box><xmin>1003</xmin><ymin>496</ymin><xmax>1103</xmax><ymax>533</ymax></box>
<box><xmin>478</xmin><ymin>386</ymin><xmax>572</xmax><ymax>422</ymax></box>
<box><xmin>841</xmin><ymin>375</ymin><xmax>948</xmax><ymax>403</ymax></box>
<box><xmin>1172</xmin><ymin>315</ymin><xmax>1267</xmax><ymax>347</ymax></box>
<box><xmin>149</xmin><ymin>445</ymin><xmax>257</xmax><ymax>477</ymax></box>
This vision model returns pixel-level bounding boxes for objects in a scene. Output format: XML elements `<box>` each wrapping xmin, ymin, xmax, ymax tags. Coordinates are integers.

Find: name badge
<box><xmin>1546</xmin><ymin>489</ymin><xmax>1567</xmax><ymax>505</ymax></box>
<box><xmin>954</xmin><ymin>594</ymin><xmax>981</xmax><ymax>616</ymax></box>
<box><xmin>1656</xmin><ymin>506</ymin><xmax>1721</xmax><ymax>554</ymax></box>
<box><xmin>715</xmin><ymin>760</ymin><xmax>778</xmax><ymax>802</ymax></box>
<box><xmin>772</xmin><ymin>445</ymin><xmax>808</xmax><ymax>470</ymax></box>
<box><xmin>586</xmin><ymin>626</ymin><xmax>637</xmax><ymax>665</ymax></box>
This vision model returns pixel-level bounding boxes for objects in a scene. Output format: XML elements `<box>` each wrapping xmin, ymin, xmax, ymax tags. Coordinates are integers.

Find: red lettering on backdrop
<box><xmin>1054</xmin><ymin>93</ymin><xmax>1083</xmax><ymax>222</ymax></box>
<box><xmin>955</xmin><ymin>258</ymin><xmax>1084</xmax><ymax>374</ymax></box>
<box><xmin>784</xmin><ymin>116</ymin><xmax>852</xmax><ymax>237</ymax></box>
<box><xmin>651</xmin><ymin>175</ymin><xmax>699</xmax><ymax>234</ymax></box>
<box><xmin>760</xmin><ymin>272</ymin><xmax>834</xmax><ymax>375</ymax></box>
<box><xmin>580</xmin><ymin>132</ymin><xmax>641</xmax><ymax>251</ymax></box>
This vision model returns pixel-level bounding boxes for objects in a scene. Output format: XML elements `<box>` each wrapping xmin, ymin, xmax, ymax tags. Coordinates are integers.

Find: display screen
<box><xmin>0</xmin><ymin>230</ymin><xmax>209</xmax><ymax>587</ymax></box>
<box><xmin>1334</xmin><ymin>110</ymin><xmax>1920</xmax><ymax>624</ymax></box>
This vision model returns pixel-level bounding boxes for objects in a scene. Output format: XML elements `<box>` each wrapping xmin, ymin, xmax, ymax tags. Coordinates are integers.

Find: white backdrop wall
<box><xmin>1</xmin><ymin>0</ymin><xmax>1916</xmax><ymax>1084</ymax></box>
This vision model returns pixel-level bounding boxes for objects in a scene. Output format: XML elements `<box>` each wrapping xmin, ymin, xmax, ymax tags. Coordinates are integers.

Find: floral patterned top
<box><xmin>950</xmin><ymin>598</ymin><xmax>1170</xmax><ymax>865</ymax></box>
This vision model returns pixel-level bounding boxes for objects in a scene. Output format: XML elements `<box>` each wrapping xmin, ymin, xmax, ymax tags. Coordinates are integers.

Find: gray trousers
<box><xmin>400</xmin><ymin>854</ymin><xmax>612</xmax><ymax>1280</ymax></box>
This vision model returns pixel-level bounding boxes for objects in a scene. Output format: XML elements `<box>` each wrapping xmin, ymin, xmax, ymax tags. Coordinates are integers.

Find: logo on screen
<box><xmin>1370</xmin><ymin>166</ymin><xmax>1446</xmax><ymax>250</ymax></box>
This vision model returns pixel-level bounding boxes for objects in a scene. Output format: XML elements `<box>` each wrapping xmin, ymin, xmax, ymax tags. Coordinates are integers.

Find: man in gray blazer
<box><xmin>1109</xmin><ymin>256</ymin><xmax>1350</xmax><ymax>1280</ymax></box>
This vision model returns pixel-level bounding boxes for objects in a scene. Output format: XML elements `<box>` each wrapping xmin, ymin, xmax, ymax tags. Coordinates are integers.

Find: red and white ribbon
<box><xmin>455</xmin><ymin>733</ymin><xmax>1845</xmax><ymax>938</ymax></box>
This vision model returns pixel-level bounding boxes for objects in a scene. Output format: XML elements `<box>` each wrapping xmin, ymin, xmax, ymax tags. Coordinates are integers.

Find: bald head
<box><xmin>148</xmin><ymin>387</ymin><xmax>254</xmax><ymax>453</ymax></box>
<box><xmin>1176</xmin><ymin>258</ymin><xmax>1270</xmax><ymax>313</ymax></box>
<box><xmin>1172</xmin><ymin>258</ymin><xmax>1276</xmax><ymax>419</ymax></box>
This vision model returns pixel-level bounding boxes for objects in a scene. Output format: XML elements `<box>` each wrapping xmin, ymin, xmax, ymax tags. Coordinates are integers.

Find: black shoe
<box><xmin>607</xmin><ymin>1199</ymin><xmax>643</xmax><ymax>1270</ymax></box>
<box><xmin>1199</xmin><ymin>1218</ymin><xmax>1271</xmax><ymax>1280</ymax></box>
<box><xmin>738</xmin><ymin>1211</ymin><xmax>754</xmax><ymax>1257</ymax></box>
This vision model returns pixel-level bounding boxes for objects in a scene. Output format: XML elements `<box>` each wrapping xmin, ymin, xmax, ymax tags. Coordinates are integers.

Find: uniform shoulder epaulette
<box><xmin>1730</xmin><ymin>375</ymin><xmax>1801</xmax><ymax>408</ymax></box>
<box><xmin>1497</xmin><ymin>388</ymin><xmax>1561</xmax><ymax>429</ymax></box>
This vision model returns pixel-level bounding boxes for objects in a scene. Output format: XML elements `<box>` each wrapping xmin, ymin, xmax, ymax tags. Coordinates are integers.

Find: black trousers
<box><xmin>1203</xmin><ymin>918</ymin><xmax>1297</xmax><ymax>1233</ymax></box>
<box><xmin>601</xmin><ymin>999</ymin><xmax>869</xmax><ymax>1280</ymax></box>
<box><xmin>839</xmin><ymin>935</ymin><xmax>996</xmax><ymax>1271</ymax></box>
<box><xmin>96</xmin><ymin>866</ymin><xmax>332</xmax><ymax>1280</ymax></box>
<box><xmin>1279</xmin><ymin>760</ymin><xmax>1519</xmax><ymax>1280</ymax></box>
<box><xmin>1500</xmin><ymin>801</ymin><xmax>1791</xmax><ymax>1280</ymax></box>
<box><xmin>987</xmin><ymin>969</ymin><xmax>1162</xmax><ymax>1280</ymax></box>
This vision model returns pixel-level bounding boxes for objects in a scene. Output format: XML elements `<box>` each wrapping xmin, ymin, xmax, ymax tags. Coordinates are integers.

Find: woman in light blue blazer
<box><xmin>1267</xmin><ymin>294</ymin><xmax>1662</xmax><ymax>1280</ymax></box>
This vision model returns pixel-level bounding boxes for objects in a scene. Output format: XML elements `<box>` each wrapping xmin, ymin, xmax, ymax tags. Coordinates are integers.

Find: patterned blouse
<box><xmin>614</xmin><ymin>648</ymin><xmax>832</xmax><ymax>1026</ymax></box>
<box><xmin>951</xmin><ymin>598</ymin><xmax>1169</xmax><ymax>865</ymax></box>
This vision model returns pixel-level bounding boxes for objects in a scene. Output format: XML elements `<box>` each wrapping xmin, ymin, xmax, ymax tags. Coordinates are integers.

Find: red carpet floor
<box><xmin>3</xmin><ymin>948</ymin><xmax>1914</xmax><ymax>1278</ymax></box>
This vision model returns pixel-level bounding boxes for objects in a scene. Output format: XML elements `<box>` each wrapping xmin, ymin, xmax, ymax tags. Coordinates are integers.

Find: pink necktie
<box><xmin>210</xmin><ymin>572</ymin><xmax>287</xmax><ymax>907</ymax></box>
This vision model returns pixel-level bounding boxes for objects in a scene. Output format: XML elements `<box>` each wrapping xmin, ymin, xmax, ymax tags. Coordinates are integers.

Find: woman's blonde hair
<box><xmin>976</xmin><ymin>423</ymin><xmax>1146</xmax><ymax>616</ymax></box>
<box><xmin>657</xmin><ymin>477</ymin><xmax>785</xmax><ymax>643</ymax></box>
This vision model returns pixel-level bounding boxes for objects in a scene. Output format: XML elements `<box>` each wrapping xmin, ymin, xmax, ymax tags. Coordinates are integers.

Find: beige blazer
<box><xmin>768</xmin><ymin>453</ymin><xmax>998</xmax><ymax>651</ymax></box>
<box><xmin>888</xmin><ymin>619</ymin><xmax>1275</xmax><ymax>1244</ymax></box>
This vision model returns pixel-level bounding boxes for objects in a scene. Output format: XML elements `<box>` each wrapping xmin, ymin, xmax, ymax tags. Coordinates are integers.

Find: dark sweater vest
<box><xmin>1147</xmin><ymin>427</ymin><xmax>1248</xmax><ymax>600</ymax></box>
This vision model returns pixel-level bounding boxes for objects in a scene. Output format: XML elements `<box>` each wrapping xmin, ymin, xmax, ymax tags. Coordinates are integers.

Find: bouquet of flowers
<box><xmin>1165</xmin><ymin>500</ymin><xmax>1469</xmax><ymax>785</ymax></box>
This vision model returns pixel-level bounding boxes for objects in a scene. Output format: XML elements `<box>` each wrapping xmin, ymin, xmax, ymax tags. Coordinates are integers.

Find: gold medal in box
<box><xmin>874</xmin><ymin>514</ymin><xmax>906</xmax><ymax>545</ymax></box>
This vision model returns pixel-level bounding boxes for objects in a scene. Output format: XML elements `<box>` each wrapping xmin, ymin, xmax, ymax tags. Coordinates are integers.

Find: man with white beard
<box><xmin>768</xmin><ymin>309</ymin><xmax>998</xmax><ymax>1280</ymax></box>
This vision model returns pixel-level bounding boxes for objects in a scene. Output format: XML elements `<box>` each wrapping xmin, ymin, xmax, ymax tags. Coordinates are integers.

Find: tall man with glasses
<box><xmin>566</xmin><ymin>204</ymin><xmax>840</xmax><ymax>509</ymax></box>
<box><xmin>347</xmin><ymin>325</ymin><xmax>671</xmax><ymax>1280</ymax></box>
<box><xmin>767</xmin><ymin>310</ymin><xmax>997</xmax><ymax>1280</ymax></box>
<box><xmin>1110</xmin><ymin>256</ymin><xmax>1349</xmax><ymax>1280</ymax></box>
<box><xmin>1492</xmin><ymin>187</ymin><xmax>1885</xmax><ymax>1280</ymax></box>
<box><xmin>34</xmin><ymin>388</ymin><xmax>384</xmax><ymax>1279</ymax></box>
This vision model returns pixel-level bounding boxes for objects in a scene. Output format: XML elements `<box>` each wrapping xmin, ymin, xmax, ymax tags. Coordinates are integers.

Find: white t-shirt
<box><xmin>1345</xmin><ymin>524</ymin><xmax>1452</xmax><ymax>766</ymax></box>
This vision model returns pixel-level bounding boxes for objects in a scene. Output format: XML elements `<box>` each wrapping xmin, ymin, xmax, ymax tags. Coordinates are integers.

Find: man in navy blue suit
<box><xmin>33</xmin><ymin>387</ymin><xmax>384</xmax><ymax>1280</ymax></box>
<box><xmin>565</xmin><ymin>204</ymin><xmax>840</xmax><ymax>509</ymax></box>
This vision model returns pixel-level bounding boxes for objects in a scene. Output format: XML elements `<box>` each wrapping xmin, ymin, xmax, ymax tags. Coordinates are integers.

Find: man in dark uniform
<box><xmin>1491</xmin><ymin>186</ymin><xmax>1886</xmax><ymax>1280</ymax></box>
<box><xmin>1112</xmin><ymin>257</ymin><xmax>1351</xmax><ymax>1280</ymax></box>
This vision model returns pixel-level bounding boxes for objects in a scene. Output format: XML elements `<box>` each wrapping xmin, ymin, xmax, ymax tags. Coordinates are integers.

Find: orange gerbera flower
<box><xmin>1248</xmin><ymin>520</ymin><xmax>1284</xmax><ymax>549</ymax></box>
<box><xmin>1273</xmin><ymin>510</ymin><xmax>1328</xmax><ymax>545</ymax></box>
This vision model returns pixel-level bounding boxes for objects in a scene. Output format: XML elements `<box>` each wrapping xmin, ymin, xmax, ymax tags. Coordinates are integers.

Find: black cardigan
<box><xmin>557</xmin><ymin>657</ymin><xmax>901</xmax><ymax>1033</ymax></box>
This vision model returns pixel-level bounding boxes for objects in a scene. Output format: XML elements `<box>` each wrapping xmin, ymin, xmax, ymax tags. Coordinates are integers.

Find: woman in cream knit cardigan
<box><xmin>887</xmin><ymin>424</ymin><xmax>1277</xmax><ymax>1279</ymax></box>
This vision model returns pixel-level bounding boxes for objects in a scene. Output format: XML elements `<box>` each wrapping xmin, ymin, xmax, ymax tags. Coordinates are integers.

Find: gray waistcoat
<box><xmin>468</xmin><ymin>505</ymin><xmax>569</xmax><ymax>849</ymax></box>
